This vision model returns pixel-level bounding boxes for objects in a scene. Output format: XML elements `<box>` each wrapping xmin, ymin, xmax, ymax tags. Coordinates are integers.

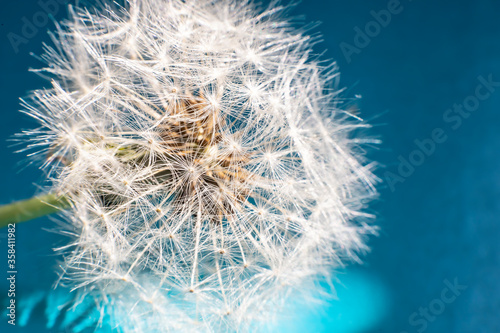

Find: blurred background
<box><xmin>1</xmin><ymin>0</ymin><xmax>499</xmax><ymax>332</ymax></box>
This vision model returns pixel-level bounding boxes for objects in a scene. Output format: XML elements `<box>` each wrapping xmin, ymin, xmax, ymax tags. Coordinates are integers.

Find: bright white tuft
<box><xmin>21</xmin><ymin>0</ymin><xmax>378</xmax><ymax>331</ymax></box>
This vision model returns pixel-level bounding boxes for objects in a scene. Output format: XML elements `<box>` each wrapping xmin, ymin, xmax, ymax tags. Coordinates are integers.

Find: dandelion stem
<box><xmin>0</xmin><ymin>193</ymin><xmax>70</xmax><ymax>228</ymax></box>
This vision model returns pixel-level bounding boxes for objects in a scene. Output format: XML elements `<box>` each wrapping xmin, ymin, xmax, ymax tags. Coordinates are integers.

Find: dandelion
<box><xmin>2</xmin><ymin>0</ymin><xmax>379</xmax><ymax>331</ymax></box>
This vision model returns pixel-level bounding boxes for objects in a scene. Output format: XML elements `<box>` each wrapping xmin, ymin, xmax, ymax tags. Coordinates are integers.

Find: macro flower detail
<box><xmin>18</xmin><ymin>0</ymin><xmax>378</xmax><ymax>331</ymax></box>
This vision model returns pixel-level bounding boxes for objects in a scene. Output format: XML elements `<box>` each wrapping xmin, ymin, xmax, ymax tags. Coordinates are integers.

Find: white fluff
<box><xmin>21</xmin><ymin>0</ymin><xmax>378</xmax><ymax>331</ymax></box>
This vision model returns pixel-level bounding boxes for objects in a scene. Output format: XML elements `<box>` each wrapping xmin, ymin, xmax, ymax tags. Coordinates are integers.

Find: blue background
<box><xmin>1</xmin><ymin>0</ymin><xmax>499</xmax><ymax>332</ymax></box>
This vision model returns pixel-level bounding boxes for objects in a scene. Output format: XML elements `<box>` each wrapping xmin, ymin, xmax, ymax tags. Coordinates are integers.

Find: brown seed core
<box><xmin>150</xmin><ymin>93</ymin><xmax>253</xmax><ymax>223</ymax></box>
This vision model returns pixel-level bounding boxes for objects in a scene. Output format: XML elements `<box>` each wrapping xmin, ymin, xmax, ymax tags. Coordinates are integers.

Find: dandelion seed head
<box><xmin>22</xmin><ymin>0</ymin><xmax>378</xmax><ymax>331</ymax></box>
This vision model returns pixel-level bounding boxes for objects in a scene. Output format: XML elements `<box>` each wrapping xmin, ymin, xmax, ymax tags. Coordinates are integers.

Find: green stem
<box><xmin>0</xmin><ymin>193</ymin><xmax>70</xmax><ymax>228</ymax></box>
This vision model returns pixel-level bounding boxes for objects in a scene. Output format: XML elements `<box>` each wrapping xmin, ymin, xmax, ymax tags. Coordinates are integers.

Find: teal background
<box><xmin>1</xmin><ymin>0</ymin><xmax>500</xmax><ymax>332</ymax></box>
